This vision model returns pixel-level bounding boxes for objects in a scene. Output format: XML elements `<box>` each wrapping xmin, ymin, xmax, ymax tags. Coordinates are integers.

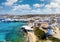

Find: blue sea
<box><xmin>0</xmin><ymin>22</ymin><xmax>27</xmax><ymax>42</ymax></box>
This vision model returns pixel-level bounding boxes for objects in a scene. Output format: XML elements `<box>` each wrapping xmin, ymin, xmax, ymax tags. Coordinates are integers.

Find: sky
<box><xmin>0</xmin><ymin>0</ymin><xmax>60</xmax><ymax>15</ymax></box>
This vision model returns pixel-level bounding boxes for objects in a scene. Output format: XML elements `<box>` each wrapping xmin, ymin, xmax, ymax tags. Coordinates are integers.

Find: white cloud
<box><xmin>33</xmin><ymin>3</ymin><xmax>44</xmax><ymax>8</ymax></box>
<box><xmin>30</xmin><ymin>9</ymin><xmax>43</xmax><ymax>14</ymax></box>
<box><xmin>2</xmin><ymin>0</ymin><xmax>60</xmax><ymax>14</ymax></box>
<box><xmin>12</xmin><ymin>3</ymin><xmax>60</xmax><ymax>14</ymax></box>
<box><xmin>13</xmin><ymin>4</ymin><xmax>31</xmax><ymax>11</ymax></box>
<box><xmin>33</xmin><ymin>4</ymin><xmax>40</xmax><ymax>8</ymax></box>
<box><xmin>44</xmin><ymin>0</ymin><xmax>60</xmax><ymax>14</ymax></box>
<box><xmin>2</xmin><ymin>0</ymin><xmax>18</xmax><ymax>6</ymax></box>
<box><xmin>12</xmin><ymin>4</ymin><xmax>45</xmax><ymax>14</ymax></box>
<box><xmin>45</xmin><ymin>2</ymin><xmax>60</xmax><ymax>9</ymax></box>
<box><xmin>52</xmin><ymin>0</ymin><xmax>60</xmax><ymax>4</ymax></box>
<box><xmin>30</xmin><ymin>0</ymin><xmax>60</xmax><ymax>14</ymax></box>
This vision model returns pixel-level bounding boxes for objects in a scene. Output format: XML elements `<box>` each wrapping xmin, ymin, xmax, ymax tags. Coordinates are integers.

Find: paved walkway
<box><xmin>27</xmin><ymin>32</ymin><xmax>37</xmax><ymax>42</ymax></box>
<box><xmin>53</xmin><ymin>31</ymin><xmax>60</xmax><ymax>39</ymax></box>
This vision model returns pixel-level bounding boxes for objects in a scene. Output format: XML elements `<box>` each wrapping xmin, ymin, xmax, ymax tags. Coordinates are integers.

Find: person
<box><xmin>49</xmin><ymin>22</ymin><xmax>59</xmax><ymax>34</ymax></box>
<box><xmin>45</xmin><ymin>26</ymin><xmax>53</xmax><ymax>39</ymax></box>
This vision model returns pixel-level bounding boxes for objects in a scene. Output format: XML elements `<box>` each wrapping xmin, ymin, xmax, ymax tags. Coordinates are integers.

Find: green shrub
<box><xmin>49</xmin><ymin>37</ymin><xmax>60</xmax><ymax>42</ymax></box>
<box><xmin>34</xmin><ymin>27</ymin><xmax>44</xmax><ymax>39</ymax></box>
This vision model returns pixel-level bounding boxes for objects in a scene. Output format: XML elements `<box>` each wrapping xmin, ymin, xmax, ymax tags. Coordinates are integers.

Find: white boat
<box><xmin>21</xmin><ymin>25</ymin><xmax>33</xmax><ymax>31</ymax></box>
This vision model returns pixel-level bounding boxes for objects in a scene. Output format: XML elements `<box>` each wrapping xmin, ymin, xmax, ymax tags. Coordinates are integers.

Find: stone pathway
<box><xmin>27</xmin><ymin>32</ymin><xmax>37</xmax><ymax>42</ymax></box>
<box><xmin>53</xmin><ymin>31</ymin><xmax>60</xmax><ymax>39</ymax></box>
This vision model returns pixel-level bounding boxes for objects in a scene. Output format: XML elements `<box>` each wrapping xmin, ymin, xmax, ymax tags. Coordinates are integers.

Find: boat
<box><xmin>21</xmin><ymin>25</ymin><xmax>33</xmax><ymax>32</ymax></box>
